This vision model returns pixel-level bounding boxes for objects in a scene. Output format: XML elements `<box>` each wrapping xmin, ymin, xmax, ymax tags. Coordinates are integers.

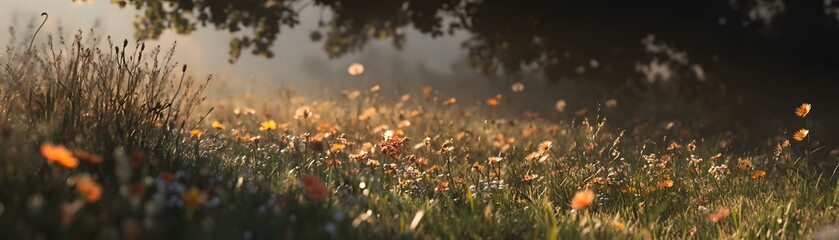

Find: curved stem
<box><xmin>28</xmin><ymin>12</ymin><xmax>48</xmax><ymax>52</ymax></box>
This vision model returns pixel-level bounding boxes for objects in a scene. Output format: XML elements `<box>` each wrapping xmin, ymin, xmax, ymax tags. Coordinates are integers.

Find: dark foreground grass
<box><xmin>2</xmin><ymin>28</ymin><xmax>839</xmax><ymax>239</ymax></box>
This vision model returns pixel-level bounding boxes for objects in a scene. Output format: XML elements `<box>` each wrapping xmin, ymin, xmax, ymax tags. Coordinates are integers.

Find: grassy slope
<box><xmin>1</xmin><ymin>29</ymin><xmax>838</xmax><ymax>239</ymax></box>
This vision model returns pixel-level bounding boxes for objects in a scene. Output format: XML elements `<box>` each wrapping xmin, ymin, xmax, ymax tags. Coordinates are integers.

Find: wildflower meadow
<box><xmin>2</xmin><ymin>24</ymin><xmax>839</xmax><ymax>240</ymax></box>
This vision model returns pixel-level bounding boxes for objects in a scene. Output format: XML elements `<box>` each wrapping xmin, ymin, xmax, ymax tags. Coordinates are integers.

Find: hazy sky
<box><xmin>0</xmin><ymin>0</ymin><xmax>618</xmax><ymax>118</ymax></box>
<box><xmin>0</xmin><ymin>0</ymin><xmax>479</xmax><ymax>94</ymax></box>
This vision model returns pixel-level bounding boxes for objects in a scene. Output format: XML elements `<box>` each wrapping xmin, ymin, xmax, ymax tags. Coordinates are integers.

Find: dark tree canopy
<box><xmin>99</xmin><ymin>0</ymin><xmax>839</xmax><ymax>83</ymax></box>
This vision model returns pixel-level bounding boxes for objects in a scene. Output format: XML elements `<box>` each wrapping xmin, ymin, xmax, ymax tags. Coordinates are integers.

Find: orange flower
<box><xmin>358</xmin><ymin>107</ymin><xmax>377</xmax><ymax>121</ymax></box>
<box><xmin>300</xmin><ymin>174</ymin><xmax>327</xmax><ymax>202</ymax></box>
<box><xmin>571</xmin><ymin>189</ymin><xmax>595</xmax><ymax>210</ymax></box>
<box><xmin>751</xmin><ymin>170</ymin><xmax>766</xmax><ymax>179</ymax></box>
<box><xmin>708</xmin><ymin>208</ymin><xmax>730</xmax><ymax>223</ymax></box>
<box><xmin>522</xmin><ymin>125</ymin><xmax>537</xmax><ymax>137</ymax></box>
<box><xmin>793</xmin><ymin>128</ymin><xmax>809</xmax><ymax>141</ymax></box>
<box><xmin>436</xmin><ymin>180</ymin><xmax>449</xmax><ymax>192</ymax></box>
<box><xmin>190</xmin><ymin>129</ymin><xmax>202</xmax><ymax>138</ymax></box>
<box><xmin>795</xmin><ymin>103</ymin><xmax>811</xmax><ymax>118</ymax></box>
<box><xmin>486</xmin><ymin>98</ymin><xmax>500</xmax><ymax>107</ymax></box>
<box><xmin>182</xmin><ymin>187</ymin><xmax>206</xmax><ymax>210</ymax></box>
<box><xmin>41</xmin><ymin>143</ymin><xmax>79</xmax><ymax>169</ymax></box>
<box><xmin>443</xmin><ymin>97</ymin><xmax>457</xmax><ymax>106</ymax></box>
<box><xmin>422</xmin><ymin>86</ymin><xmax>433</xmax><ymax>99</ymax></box>
<box><xmin>488</xmin><ymin>156</ymin><xmax>504</xmax><ymax>164</ymax></box>
<box><xmin>160</xmin><ymin>172</ymin><xmax>175</xmax><ymax>183</ymax></box>
<box><xmin>521</xmin><ymin>173</ymin><xmax>539</xmax><ymax>183</ymax></box>
<box><xmin>76</xmin><ymin>175</ymin><xmax>102</xmax><ymax>203</ymax></box>
<box><xmin>737</xmin><ymin>158</ymin><xmax>753</xmax><ymax>170</ymax></box>
<box><xmin>658</xmin><ymin>179</ymin><xmax>674</xmax><ymax>189</ymax></box>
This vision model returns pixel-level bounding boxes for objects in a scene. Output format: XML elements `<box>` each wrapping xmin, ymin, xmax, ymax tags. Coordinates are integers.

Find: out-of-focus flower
<box><xmin>436</xmin><ymin>180</ymin><xmax>449</xmax><ymax>192</ymax></box>
<box><xmin>359</xmin><ymin>107</ymin><xmax>377</xmax><ymax>121</ymax></box>
<box><xmin>751</xmin><ymin>170</ymin><xmax>766</xmax><ymax>179</ymax></box>
<box><xmin>605</xmin><ymin>99</ymin><xmax>618</xmax><ymax>108</ymax></box>
<box><xmin>422</xmin><ymin>86</ymin><xmax>433</xmax><ymax>99</ymax></box>
<box><xmin>571</xmin><ymin>189</ymin><xmax>595</xmax><ymax>210</ymax></box>
<box><xmin>211</xmin><ymin>121</ymin><xmax>226</xmax><ymax>130</ymax></box>
<box><xmin>521</xmin><ymin>173</ymin><xmax>539</xmax><ymax>183</ymax></box>
<box><xmin>41</xmin><ymin>143</ymin><xmax>79</xmax><ymax>169</ymax></box>
<box><xmin>658</xmin><ymin>179</ymin><xmax>674</xmax><ymax>189</ymax></box>
<box><xmin>182</xmin><ymin>187</ymin><xmax>206</xmax><ymax>210</ymax></box>
<box><xmin>331</xmin><ymin>144</ymin><xmax>346</xmax><ymax>152</ymax></box>
<box><xmin>342</xmin><ymin>90</ymin><xmax>361</xmax><ymax>100</ymax></box>
<box><xmin>76</xmin><ymin>175</ymin><xmax>102</xmax><ymax>203</ymax></box>
<box><xmin>294</xmin><ymin>106</ymin><xmax>314</xmax><ymax>121</ymax></box>
<box><xmin>486</xmin><ymin>98</ymin><xmax>500</xmax><ymax>107</ymax></box>
<box><xmin>443</xmin><ymin>97</ymin><xmax>457</xmax><ymax>106</ymax></box>
<box><xmin>348</xmin><ymin>63</ymin><xmax>364</xmax><ymax>76</ymax></box>
<box><xmin>190</xmin><ymin>129</ymin><xmax>202</xmax><ymax>138</ymax></box>
<box><xmin>555</xmin><ymin>100</ymin><xmax>567</xmax><ymax>112</ymax></box>
<box><xmin>301</xmin><ymin>174</ymin><xmax>328</xmax><ymax>202</ymax></box>
<box><xmin>511</xmin><ymin>82</ymin><xmax>525</xmax><ymax>92</ymax></box>
<box><xmin>708</xmin><ymin>208</ymin><xmax>730</xmax><ymax>223</ymax></box>
<box><xmin>738</xmin><ymin>158</ymin><xmax>753</xmax><ymax>170</ymax></box>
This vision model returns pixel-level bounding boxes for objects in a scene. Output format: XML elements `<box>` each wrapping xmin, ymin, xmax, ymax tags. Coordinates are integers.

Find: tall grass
<box><xmin>0</xmin><ymin>26</ymin><xmax>209</xmax><ymax>238</ymax></box>
<box><xmin>2</xmin><ymin>26</ymin><xmax>210</xmax><ymax>159</ymax></box>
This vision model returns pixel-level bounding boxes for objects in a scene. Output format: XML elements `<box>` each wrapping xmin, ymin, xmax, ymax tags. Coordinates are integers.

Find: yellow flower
<box><xmin>330</xmin><ymin>144</ymin><xmax>346</xmax><ymax>152</ymax></box>
<box><xmin>793</xmin><ymin>128</ymin><xmax>809</xmax><ymax>141</ymax></box>
<box><xmin>612</xmin><ymin>219</ymin><xmax>626</xmax><ymax>231</ymax></box>
<box><xmin>211</xmin><ymin>121</ymin><xmax>226</xmax><ymax>130</ymax></box>
<box><xmin>190</xmin><ymin>129</ymin><xmax>202</xmax><ymax>139</ymax></box>
<box><xmin>751</xmin><ymin>170</ymin><xmax>766</xmax><ymax>179</ymax></box>
<box><xmin>260</xmin><ymin>120</ymin><xmax>277</xmax><ymax>131</ymax></box>
<box><xmin>488</xmin><ymin>156</ymin><xmax>503</xmax><ymax>164</ymax></box>
<box><xmin>795</xmin><ymin>103</ymin><xmax>811</xmax><ymax>118</ymax></box>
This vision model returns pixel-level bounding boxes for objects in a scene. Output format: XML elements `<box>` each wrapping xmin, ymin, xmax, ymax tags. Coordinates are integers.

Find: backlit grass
<box><xmin>1</xmin><ymin>28</ymin><xmax>838</xmax><ymax>239</ymax></box>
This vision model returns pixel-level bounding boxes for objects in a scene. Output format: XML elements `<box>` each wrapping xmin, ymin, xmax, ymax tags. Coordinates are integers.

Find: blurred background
<box><xmin>2</xmin><ymin>0</ymin><xmax>837</xmax><ymax>146</ymax></box>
